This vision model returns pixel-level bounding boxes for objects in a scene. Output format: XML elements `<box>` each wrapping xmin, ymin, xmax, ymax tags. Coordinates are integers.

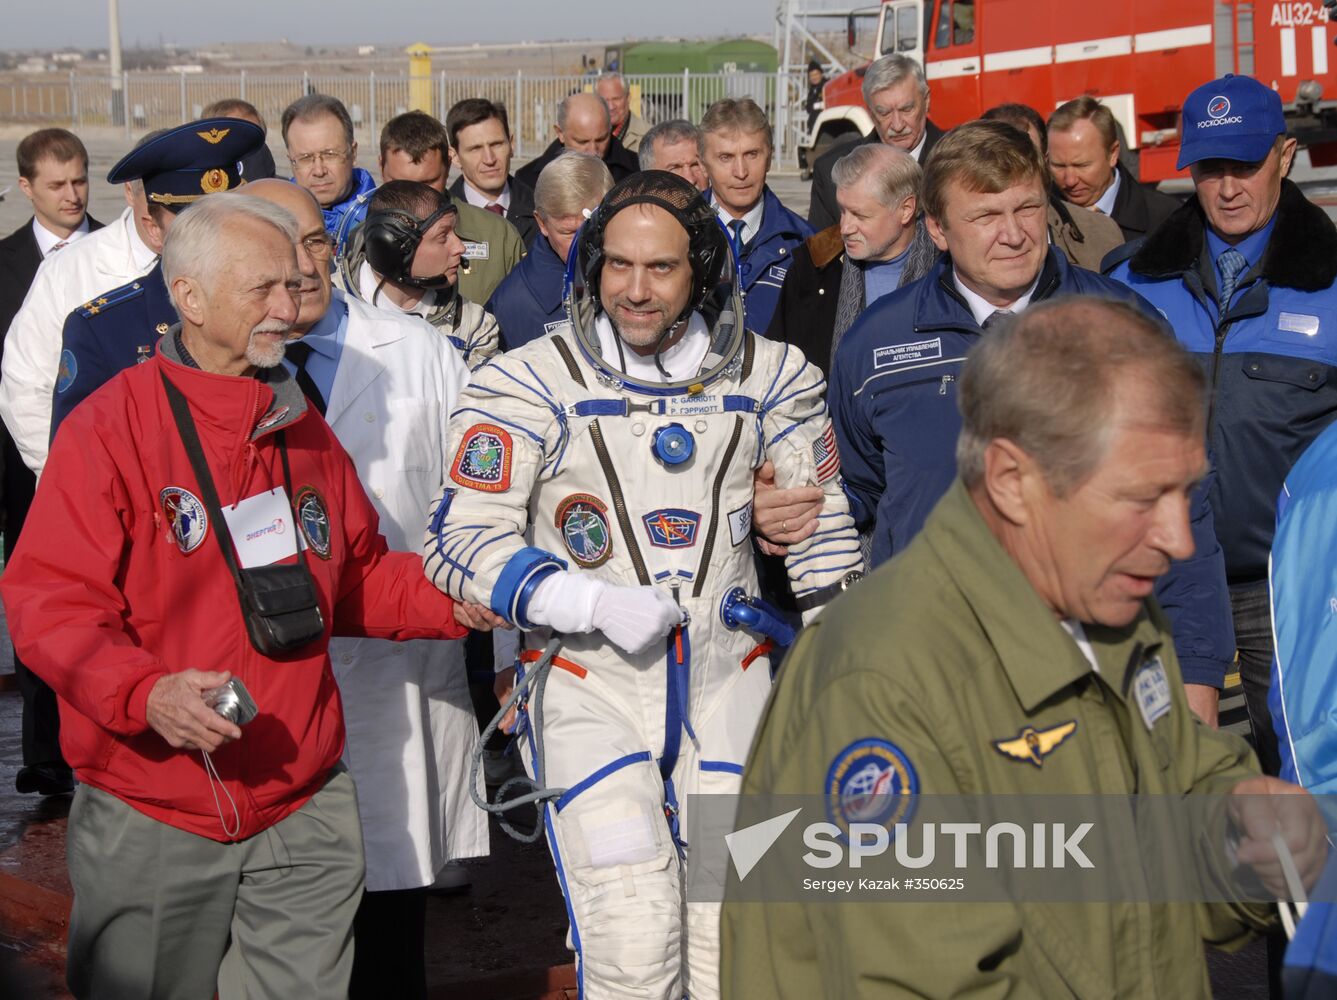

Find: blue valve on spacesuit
<box><xmin>651</xmin><ymin>422</ymin><xmax>695</xmax><ymax>466</ymax></box>
<box><xmin>719</xmin><ymin>587</ymin><xmax>796</xmax><ymax>648</ymax></box>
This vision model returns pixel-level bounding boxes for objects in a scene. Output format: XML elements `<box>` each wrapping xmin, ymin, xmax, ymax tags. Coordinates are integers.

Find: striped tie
<box><xmin>1217</xmin><ymin>247</ymin><xmax>1248</xmax><ymax>317</ymax></box>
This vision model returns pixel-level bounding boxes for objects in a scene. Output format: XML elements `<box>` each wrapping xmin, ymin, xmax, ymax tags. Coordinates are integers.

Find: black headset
<box><xmin>362</xmin><ymin>202</ymin><xmax>456</xmax><ymax>289</ymax></box>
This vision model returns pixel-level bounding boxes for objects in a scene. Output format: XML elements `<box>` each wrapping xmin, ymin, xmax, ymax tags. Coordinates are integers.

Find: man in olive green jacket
<box><xmin>721</xmin><ymin>299</ymin><xmax>1326</xmax><ymax>999</ymax></box>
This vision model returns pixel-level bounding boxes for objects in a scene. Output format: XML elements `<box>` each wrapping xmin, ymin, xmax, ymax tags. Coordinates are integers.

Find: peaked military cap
<box><xmin>106</xmin><ymin>117</ymin><xmax>265</xmax><ymax>212</ymax></box>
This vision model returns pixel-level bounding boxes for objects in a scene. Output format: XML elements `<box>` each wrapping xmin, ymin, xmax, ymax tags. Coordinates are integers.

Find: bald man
<box><xmin>516</xmin><ymin>91</ymin><xmax>639</xmax><ymax>189</ymax></box>
<box><xmin>245</xmin><ymin>178</ymin><xmax>486</xmax><ymax>1000</ymax></box>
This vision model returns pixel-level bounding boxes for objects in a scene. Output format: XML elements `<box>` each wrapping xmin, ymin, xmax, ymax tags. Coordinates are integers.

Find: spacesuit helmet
<box><xmin>566</xmin><ymin>170</ymin><xmax>745</xmax><ymax>386</ymax></box>
<box><xmin>362</xmin><ymin>180</ymin><xmax>459</xmax><ymax>291</ymax></box>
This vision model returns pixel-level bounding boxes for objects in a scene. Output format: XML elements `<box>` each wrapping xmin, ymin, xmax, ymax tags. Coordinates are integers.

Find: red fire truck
<box><xmin>802</xmin><ymin>0</ymin><xmax>1337</xmax><ymax>181</ymax></box>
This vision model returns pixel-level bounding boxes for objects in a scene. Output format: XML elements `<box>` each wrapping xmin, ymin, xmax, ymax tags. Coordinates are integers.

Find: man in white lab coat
<box><xmin>248</xmin><ymin>180</ymin><xmax>486</xmax><ymax>1000</ymax></box>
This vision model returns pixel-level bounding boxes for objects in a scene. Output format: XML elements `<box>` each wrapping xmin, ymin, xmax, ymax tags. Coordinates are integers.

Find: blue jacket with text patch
<box><xmin>830</xmin><ymin>248</ymin><xmax>1236</xmax><ymax>687</ymax></box>
<box><xmin>486</xmin><ymin>234</ymin><xmax>566</xmax><ymax>351</ymax></box>
<box><xmin>720</xmin><ymin>185</ymin><xmax>812</xmax><ymax>336</ymax></box>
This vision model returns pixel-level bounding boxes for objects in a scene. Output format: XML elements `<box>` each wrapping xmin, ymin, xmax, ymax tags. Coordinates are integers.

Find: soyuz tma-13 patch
<box><xmin>451</xmin><ymin>423</ymin><xmax>512</xmax><ymax>492</ymax></box>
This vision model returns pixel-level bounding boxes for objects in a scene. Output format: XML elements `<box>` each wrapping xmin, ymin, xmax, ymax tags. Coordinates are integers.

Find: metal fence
<box><xmin>0</xmin><ymin>70</ymin><xmax>811</xmax><ymax>159</ymax></box>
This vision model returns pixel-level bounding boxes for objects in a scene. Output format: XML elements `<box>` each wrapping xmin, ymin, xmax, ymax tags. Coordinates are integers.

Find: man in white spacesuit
<box><xmin>424</xmin><ymin>171</ymin><xmax>863</xmax><ymax>999</ymax></box>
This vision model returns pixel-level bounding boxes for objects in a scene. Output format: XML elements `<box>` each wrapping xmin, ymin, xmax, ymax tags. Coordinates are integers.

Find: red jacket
<box><xmin>1</xmin><ymin>343</ymin><xmax>466</xmax><ymax>841</ymax></box>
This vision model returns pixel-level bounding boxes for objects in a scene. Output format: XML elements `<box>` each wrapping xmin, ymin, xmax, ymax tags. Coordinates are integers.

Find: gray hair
<box><xmin>281</xmin><ymin>93</ymin><xmax>354</xmax><ymax>148</ymax></box>
<box><xmin>700</xmin><ymin>98</ymin><xmax>772</xmax><ymax>150</ymax></box>
<box><xmin>862</xmin><ymin>53</ymin><xmax>928</xmax><ymax>105</ymax></box>
<box><xmin>956</xmin><ymin>298</ymin><xmax>1204</xmax><ymax>495</ymax></box>
<box><xmin>162</xmin><ymin>193</ymin><xmax>299</xmax><ymax>308</ymax></box>
<box><xmin>595</xmin><ymin>71</ymin><xmax>629</xmax><ymax>97</ymax></box>
<box><xmin>557</xmin><ymin>92</ymin><xmax>611</xmax><ymax>132</ymax></box>
<box><xmin>535</xmin><ymin>151</ymin><xmax>614</xmax><ymax>219</ymax></box>
<box><xmin>831</xmin><ymin>143</ymin><xmax>921</xmax><ymax>206</ymax></box>
<box><xmin>640</xmin><ymin>119</ymin><xmax>704</xmax><ymax>170</ymax></box>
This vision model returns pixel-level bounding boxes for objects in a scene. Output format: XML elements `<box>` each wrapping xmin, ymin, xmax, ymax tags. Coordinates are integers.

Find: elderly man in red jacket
<box><xmin>0</xmin><ymin>192</ymin><xmax>498</xmax><ymax>1000</ymax></box>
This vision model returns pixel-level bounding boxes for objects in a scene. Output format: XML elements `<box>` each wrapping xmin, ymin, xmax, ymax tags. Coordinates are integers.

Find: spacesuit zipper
<box><xmin>693</xmin><ymin>416</ymin><xmax>744</xmax><ymax>598</ymax></box>
<box><xmin>588</xmin><ymin>418</ymin><xmax>651</xmax><ymax>586</ymax></box>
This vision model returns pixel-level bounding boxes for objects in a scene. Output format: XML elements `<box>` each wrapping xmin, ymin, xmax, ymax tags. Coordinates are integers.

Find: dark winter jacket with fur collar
<box><xmin>1105</xmin><ymin>179</ymin><xmax>1337</xmax><ymax>584</ymax></box>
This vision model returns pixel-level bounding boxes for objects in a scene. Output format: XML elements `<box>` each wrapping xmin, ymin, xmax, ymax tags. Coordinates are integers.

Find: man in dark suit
<box><xmin>445</xmin><ymin>98</ymin><xmax>537</xmax><ymax>246</ymax></box>
<box><xmin>0</xmin><ymin>128</ymin><xmax>102</xmax><ymax>796</ymax></box>
<box><xmin>515</xmin><ymin>92</ymin><xmax>638</xmax><ymax>190</ymax></box>
<box><xmin>807</xmin><ymin>54</ymin><xmax>943</xmax><ymax>230</ymax></box>
<box><xmin>1048</xmin><ymin>96</ymin><xmax>1181</xmax><ymax>242</ymax></box>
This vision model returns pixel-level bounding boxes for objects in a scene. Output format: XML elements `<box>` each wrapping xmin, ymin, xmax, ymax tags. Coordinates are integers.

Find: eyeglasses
<box><xmin>301</xmin><ymin>233</ymin><xmax>335</xmax><ymax>259</ymax></box>
<box><xmin>289</xmin><ymin>148</ymin><xmax>352</xmax><ymax>170</ymax></box>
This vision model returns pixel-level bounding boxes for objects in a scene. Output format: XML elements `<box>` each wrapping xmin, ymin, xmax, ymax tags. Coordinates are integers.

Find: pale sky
<box><xmin>6</xmin><ymin>0</ymin><xmax>777</xmax><ymax>49</ymax></box>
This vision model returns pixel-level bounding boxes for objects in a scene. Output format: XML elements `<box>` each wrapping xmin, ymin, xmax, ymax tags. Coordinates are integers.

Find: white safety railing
<box><xmin>0</xmin><ymin>70</ymin><xmax>812</xmax><ymax>161</ymax></box>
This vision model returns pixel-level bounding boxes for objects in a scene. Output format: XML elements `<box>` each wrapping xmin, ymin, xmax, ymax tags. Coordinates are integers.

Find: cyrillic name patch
<box><xmin>873</xmin><ymin>338</ymin><xmax>942</xmax><ymax>368</ymax></box>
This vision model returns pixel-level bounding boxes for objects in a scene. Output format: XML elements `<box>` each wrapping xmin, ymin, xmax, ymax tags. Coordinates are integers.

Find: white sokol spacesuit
<box><xmin>424</xmin><ymin>173</ymin><xmax>863</xmax><ymax>999</ymax></box>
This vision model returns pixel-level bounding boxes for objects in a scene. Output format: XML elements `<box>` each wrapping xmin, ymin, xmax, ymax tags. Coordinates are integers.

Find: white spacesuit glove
<box><xmin>527</xmin><ymin>571</ymin><xmax>684</xmax><ymax>655</ymax></box>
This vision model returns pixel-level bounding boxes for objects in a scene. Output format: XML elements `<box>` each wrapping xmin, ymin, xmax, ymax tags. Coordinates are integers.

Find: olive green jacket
<box><xmin>453</xmin><ymin>201</ymin><xmax>525</xmax><ymax>305</ymax></box>
<box><xmin>721</xmin><ymin>480</ymin><xmax>1272</xmax><ymax>1000</ymax></box>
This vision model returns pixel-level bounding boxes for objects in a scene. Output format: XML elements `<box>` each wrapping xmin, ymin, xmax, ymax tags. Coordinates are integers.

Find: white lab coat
<box><xmin>325</xmin><ymin>292</ymin><xmax>487</xmax><ymax>891</ymax></box>
<box><xmin>0</xmin><ymin>207</ymin><xmax>155</xmax><ymax>476</ymax></box>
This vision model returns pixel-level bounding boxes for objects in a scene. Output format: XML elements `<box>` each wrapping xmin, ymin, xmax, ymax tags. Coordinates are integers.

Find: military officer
<box><xmin>49</xmin><ymin>119</ymin><xmax>264</xmax><ymax>437</ymax></box>
<box><xmin>721</xmin><ymin>298</ymin><xmax>1326</xmax><ymax>998</ymax></box>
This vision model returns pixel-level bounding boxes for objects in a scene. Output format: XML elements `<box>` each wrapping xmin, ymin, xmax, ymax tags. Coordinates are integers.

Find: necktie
<box><xmin>729</xmin><ymin>219</ymin><xmax>747</xmax><ymax>251</ymax></box>
<box><xmin>285</xmin><ymin>341</ymin><xmax>327</xmax><ymax>417</ymax></box>
<box><xmin>485</xmin><ymin>203</ymin><xmax>505</xmax><ymax>216</ymax></box>
<box><xmin>48</xmin><ymin>241</ymin><xmax>68</xmax><ymax>255</ymax></box>
<box><xmin>982</xmin><ymin>309</ymin><xmax>1014</xmax><ymax>331</ymax></box>
<box><xmin>1217</xmin><ymin>247</ymin><xmax>1248</xmax><ymax>317</ymax></box>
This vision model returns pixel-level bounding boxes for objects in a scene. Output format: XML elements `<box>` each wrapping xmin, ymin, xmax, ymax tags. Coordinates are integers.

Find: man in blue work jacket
<box><xmin>487</xmin><ymin>152</ymin><xmax>612</xmax><ymax>351</ymax></box>
<box><xmin>699</xmin><ymin>98</ymin><xmax>811</xmax><ymax>335</ymax></box>
<box><xmin>831</xmin><ymin>119</ymin><xmax>1235</xmax><ymax>726</ymax></box>
<box><xmin>1106</xmin><ymin>74</ymin><xmax>1337</xmax><ymax>775</ymax></box>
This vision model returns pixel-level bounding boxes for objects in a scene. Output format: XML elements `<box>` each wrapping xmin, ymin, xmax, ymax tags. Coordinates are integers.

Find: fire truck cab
<box><xmin>802</xmin><ymin>0</ymin><xmax>1337</xmax><ymax>181</ymax></box>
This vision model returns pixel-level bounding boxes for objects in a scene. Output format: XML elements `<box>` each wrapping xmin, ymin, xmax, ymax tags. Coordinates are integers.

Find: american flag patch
<box><xmin>813</xmin><ymin>423</ymin><xmax>841</xmax><ymax>483</ymax></box>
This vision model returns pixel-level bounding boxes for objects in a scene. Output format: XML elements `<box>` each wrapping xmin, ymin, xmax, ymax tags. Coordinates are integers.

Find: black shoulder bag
<box><xmin>161</xmin><ymin>373</ymin><xmax>326</xmax><ymax>655</ymax></box>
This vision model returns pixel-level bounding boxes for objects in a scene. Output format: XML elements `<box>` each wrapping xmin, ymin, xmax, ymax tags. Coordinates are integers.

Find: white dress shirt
<box><xmin>461</xmin><ymin>179</ymin><xmax>511</xmax><ymax>213</ymax></box>
<box><xmin>952</xmin><ymin>269</ymin><xmax>1041</xmax><ymax>327</ymax></box>
<box><xmin>32</xmin><ymin>216</ymin><xmax>90</xmax><ymax>258</ymax></box>
<box><xmin>1093</xmin><ymin>168</ymin><xmax>1121</xmax><ymax>217</ymax></box>
<box><xmin>712</xmin><ymin>197</ymin><xmax>765</xmax><ymax>246</ymax></box>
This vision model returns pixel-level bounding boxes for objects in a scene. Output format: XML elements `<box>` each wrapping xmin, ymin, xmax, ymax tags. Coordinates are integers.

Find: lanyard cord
<box><xmin>201</xmin><ymin>748</ymin><xmax>241</xmax><ymax>840</ymax></box>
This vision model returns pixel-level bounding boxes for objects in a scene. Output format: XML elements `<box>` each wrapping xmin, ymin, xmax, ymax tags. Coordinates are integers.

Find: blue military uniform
<box><xmin>51</xmin><ymin>262</ymin><xmax>175</xmax><ymax>440</ymax></box>
<box><xmin>485</xmin><ymin>235</ymin><xmax>566</xmax><ymax>351</ymax></box>
<box><xmin>45</xmin><ymin>117</ymin><xmax>264</xmax><ymax>437</ymax></box>
<box><xmin>717</xmin><ymin>186</ymin><xmax>812</xmax><ymax>334</ymax></box>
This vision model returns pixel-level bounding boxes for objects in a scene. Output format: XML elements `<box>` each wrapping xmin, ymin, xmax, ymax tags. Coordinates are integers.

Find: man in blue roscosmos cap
<box><xmin>46</xmin><ymin>118</ymin><xmax>265</xmax><ymax>442</ymax></box>
<box><xmin>1106</xmin><ymin>74</ymin><xmax>1337</xmax><ymax>776</ymax></box>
